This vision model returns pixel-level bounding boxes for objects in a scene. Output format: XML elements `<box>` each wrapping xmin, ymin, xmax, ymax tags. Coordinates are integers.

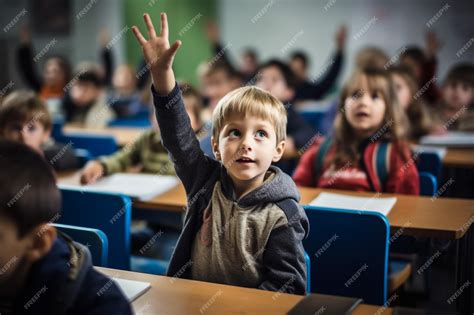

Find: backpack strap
<box><xmin>312</xmin><ymin>137</ymin><xmax>332</xmax><ymax>186</ymax></box>
<box><xmin>372</xmin><ymin>142</ymin><xmax>391</xmax><ymax>192</ymax></box>
<box><xmin>362</xmin><ymin>142</ymin><xmax>392</xmax><ymax>192</ymax></box>
<box><xmin>55</xmin><ymin>232</ymin><xmax>92</xmax><ymax>314</ymax></box>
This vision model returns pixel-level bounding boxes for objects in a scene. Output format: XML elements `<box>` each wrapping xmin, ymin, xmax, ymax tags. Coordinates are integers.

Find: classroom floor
<box><xmin>397</xmin><ymin>241</ymin><xmax>459</xmax><ymax>314</ymax></box>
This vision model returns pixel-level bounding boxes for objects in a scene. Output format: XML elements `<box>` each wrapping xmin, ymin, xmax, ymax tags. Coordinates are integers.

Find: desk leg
<box><xmin>456</xmin><ymin>226</ymin><xmax>473</xmax><ymax>315</ymax></box>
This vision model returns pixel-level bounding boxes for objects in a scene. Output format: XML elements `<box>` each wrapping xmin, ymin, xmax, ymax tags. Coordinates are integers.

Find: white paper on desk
<box><xmin>411</xmin><ymin>145</ymin><xmax>447</xmax><ymax>159</ymax></box>
<box><xmin>420</xmin><ymin>132</ymin><xmax>474</xmax><ymax>148</ymax></box>
<box><xmin>113</xmin><ymin>278</ymin><xmax>151</xmax><ymax>302</ymax></box>
<box><xmin>309</xmin><ymin>192</ymin><xmax>397</xmax><ymax>217</ymax></box>
<box><xmin>59</xmin><ymin>173</ymin><xmax>178</xmax><ymax>201</ymax></box>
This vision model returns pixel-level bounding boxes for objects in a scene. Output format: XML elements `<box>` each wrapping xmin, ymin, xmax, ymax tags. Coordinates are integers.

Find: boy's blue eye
<box><xmin>256</xmin><ymin>130</ymin><xmax>267</xmax><ymax>138</ymax></box>
<box><xmin>229</xmin><ymin>129</ymin><xmax>240</xmax><ymax>137</ymax></box>
<box><xmin>371</xmin><ymin>93</ymin><xmax>380</xmax><ymax>100</ymax></box>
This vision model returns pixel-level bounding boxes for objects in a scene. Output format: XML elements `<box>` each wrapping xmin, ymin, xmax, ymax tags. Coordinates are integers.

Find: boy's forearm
<box><xmin>151</xmin><ymin>69</ymin><xmax>176</xmax><ymax>96</ymax></box>
<box><xmin>152</xmin><ymin>84</ymin><xmax>201</xmax><ymax>164</ymax></box>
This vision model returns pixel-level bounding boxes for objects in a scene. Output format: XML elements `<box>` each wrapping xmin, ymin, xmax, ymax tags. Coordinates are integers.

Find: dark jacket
<box><xmin>153</xmin><ymin>84</ymin><xmax>309</xmax><ymax>295</ymax></box>
<box><xmin>11</xmin><ymin>234</ymin><xmax>132</xmax><ymax>315</ymax></box>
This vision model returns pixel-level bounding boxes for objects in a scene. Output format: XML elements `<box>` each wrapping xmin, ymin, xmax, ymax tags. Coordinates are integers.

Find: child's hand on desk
<box><xmin>132</xmin><ymin>13</ymin><xmax>182</xmax><ymax>95</ymax></box>
<box><xmin>80</xmin><ymin>161</ymin><xmax>105</xmax><ymax>185</ymax></box>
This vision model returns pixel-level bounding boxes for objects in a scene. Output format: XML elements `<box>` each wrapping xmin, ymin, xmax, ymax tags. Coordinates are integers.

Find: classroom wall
<box><xmin>123</xmin><ymin>0</ymin><xmax>217</xmax><ymax>87</ymax></box>
<box><xmin>219</xmin><ymin>0</ymin><xmax>474</xmax><ymax>87</ymax></box>
<box><xmin>1</xmin><ymin>0</ymin><xmax>472</xmax><ymax>92</ymax></box>
<box><xmin>0</xmin><ymin>0</ymin><xmax>125</xmax><ymax>90</ymax></box>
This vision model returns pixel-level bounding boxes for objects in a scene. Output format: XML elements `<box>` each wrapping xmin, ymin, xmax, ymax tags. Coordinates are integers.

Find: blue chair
<box><xmin>417</xmin><ymin>151</ymin><xmax>442</xmax><ymax>181</ymax></box>
<box><xmin>56</xmin><ymin>134</ymin><xmax>118</xmax><ymax>158</ymax></box>
<box><xmin>57</xmin><ymin>188</ymin><xmax>132</xmax><ymax>269</ymax></box>
<box><xmin>53</xmin><ymin>223</ymin><xmax>109</xmax><ymax>267</ymax></box>
<box><xmin>304</xmin><ymin>251</ymin><xmax>311</xmax><ymax>294</ymax></box>
<box><xmin>303</xmin><ymin>205</ymin><xmax>389</xmax><ymax>305</ymax></box>
<box><xmin>419</xmin><ymin>172</ymin><xmax>437</xmax><ymax>197</ymax></box>
<box><xmin>108</xmin><ymin>117</ymin><xmax>151</xmax><ymax>128</ymax></box>
<box><xmin>129</xmin><ymin>226</ymin><xmax>181</xmax><ymax>276</ymax></box>
<box><xmin>74</xmin><ymin>148</ymin><xmax>93</xmax><ymax>168</ymax></box>
<box><xmin>299</xmin><ymin>110</ymin><xmax>327</xmax><ymax>132</ymax></box>
<box><xmin>52</xmin><ymin>119</ymin><xmax>64</xmax><ymax>139</ymax></box>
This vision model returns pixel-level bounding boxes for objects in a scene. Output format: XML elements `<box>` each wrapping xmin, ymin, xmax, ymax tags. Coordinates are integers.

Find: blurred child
<box><xmin>400</xmin><ymin>32</ymin><xmax>442</xmax><ymax>105</ymax></box>
<box><xmin>132</xmin><ymin>12</ymin><xmax>308</xmax><ymax>294</ymax></box>
<box><xmin>293</xmin><ymin>68</ymin><xmax>419</xmax><ymax>195</ymax></box>
<box><xmin>205</xmin><ymin>21</ymin><xmax>258</xmax><ymax>83</ymax></box>
<box><xmin>80</xmin><ymin>83</ymin><xmax>204</xmax><ymax>184</ymax></box>
<box><xmin>256</xmin><ymin>59</ymin><xmax>316</xmax><ymax>160</ymax></box>
<box><xmin>390</xmin><ymin>66</ymin><xmax>442</xmax><ymax>140</ymax></box>
<box><xmin>0</xmin><ymin>90</ymin><xmax>79</xmax><ymax>170</ymax></box>
<box><xmin>356</xmin><ymin>46</ymin><xmax>389</xmax><ymax>70</ymax></box>
<box><xmin>16</xmin><ymin>26</ymin><xmax>71</xmax><ymax>101</ymax></box>
<box><xmin>289</xmin><ymin>26</ymin><xmax>346</xmax><ymax>101</ymax></box>
<box><xmin>200</xmin><ymin>60</ymin><xmax>243</xmax><ymax>110</ymax></box>
<box><xmin>108</xmin><ymin>64</ymin><xmax>148</xmax><ymax>118</ymax></box>
<box><xmin>240</xmin><ymin>48</ymin><xmax>259</xmax><ymax>82</ymax></box>
<box><xmin>62</xmin><ymin>64</ymin><xmax>115</xmax><ymax>128</ymax></box>
<box><xmin>436</xmin><ymin>63</ymin><xmax>474</xmax><ymax>131</ymax></box>
<box><xmin>0</xmin><ymin>140</ymin><xmax>131</xmax><ymax>314</ymax></box>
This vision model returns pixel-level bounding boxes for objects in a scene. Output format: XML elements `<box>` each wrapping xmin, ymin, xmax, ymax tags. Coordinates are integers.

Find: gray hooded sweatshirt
<box><xmin>152</xmin><ymin>84</ymin><xmax>309</xmax><ymax>295</ymax></box>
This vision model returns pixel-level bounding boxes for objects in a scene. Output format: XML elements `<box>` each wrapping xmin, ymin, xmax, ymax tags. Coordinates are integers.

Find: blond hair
<box><xmin>212</xmin><ymin>86</ymin><xmax>287</xmax><ymax>144</ymax></box>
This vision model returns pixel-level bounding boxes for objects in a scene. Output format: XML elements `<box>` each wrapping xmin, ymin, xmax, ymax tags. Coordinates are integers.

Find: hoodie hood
<box><xmin>220</xmin><ymin>165</ymin><xmax>301</xmax><ymax>207</ymax></box>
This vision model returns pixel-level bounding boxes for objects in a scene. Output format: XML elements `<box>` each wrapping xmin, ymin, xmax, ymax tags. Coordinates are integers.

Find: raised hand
<box><xmin>425</xmin><ymin>31</ymin><xmax>442</xmax><ymax>59</ymax></box>
<box><xmin>132</xmin><ymin>13</ymin><xmax>181</xmax><ymax>95</ymax></box>
<box><xmin>335</xmin><ymin>25</ymin><xmax>347</xmax><ymax>51</ymax></box>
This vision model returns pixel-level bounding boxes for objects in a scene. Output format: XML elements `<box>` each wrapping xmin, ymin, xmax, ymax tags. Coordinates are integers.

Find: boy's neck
<box><xmin>230</xmin><ymin>172</ymin><xmax>267</xmax><ymax>200</ymax></box>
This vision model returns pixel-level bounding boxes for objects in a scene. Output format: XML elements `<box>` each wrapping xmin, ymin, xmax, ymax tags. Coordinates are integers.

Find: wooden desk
<box><xmin>96</xmin><ymin>267</ymin><xmax>391</xmax><ymax>315</ymax></box>
<box><xmin>63</xmin><ymin>124</ymin><xmax>145</xmax><ymax>147</ymax></box>
<box><xmin>57</xmin><ymin>171</ymin><xmax>474</xmax><ymax>240</ymax></box>
<box><xmin>443</xmin><ymin>148</ymin><xmax>474</xmax><ymax>168</ymax></box>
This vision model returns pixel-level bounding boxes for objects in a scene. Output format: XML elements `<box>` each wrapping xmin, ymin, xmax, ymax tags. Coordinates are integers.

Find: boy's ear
<box><xmin>24</xmin><ymin>225</ymin><xmax>57</xmax><ymax>263</ymax></box>
<box><xmin>211</xmin><ymin>136</ymin><xmax>221</xmax><ymax>161</ymax></box>
<box><xmin>272</xmin><ymin>140</ymin><xmax>286</xmax><ymax>162</ymax></box>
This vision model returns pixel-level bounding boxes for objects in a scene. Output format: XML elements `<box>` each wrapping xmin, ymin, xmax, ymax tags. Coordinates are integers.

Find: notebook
<box><xmin>420</xmin><ymin>132</ymin><xmax>474</xmax><ymax>148</ymax></box>
<box><xmin>288</xmin><ymin>294</ymin><xmax>363</xmax><ymax>315</ymax></box>
<box><xmin>59</xmin><ymin>173</ymin><xmax>179</xmax><ymax>201</ymax></box>
<box><xmin>113</xmin><ymin>278</ymin><xmax>151</xmax><ymax>302</ymax></box>
<box><xmin>309</xmin><ymin>192</ymin><xmax>397</xmax><ymax>217</ymax></box>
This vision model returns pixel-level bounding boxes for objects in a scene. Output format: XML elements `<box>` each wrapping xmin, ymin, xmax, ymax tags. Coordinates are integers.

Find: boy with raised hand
<box><xmin>132</xmin><ymin>13</ymin><xmax>308</xmax><ymax>294</ymax></box>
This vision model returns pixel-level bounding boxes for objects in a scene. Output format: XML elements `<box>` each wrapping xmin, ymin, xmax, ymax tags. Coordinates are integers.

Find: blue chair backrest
<box><xmin>299</xmin><ymin>110</ymin><xmax>326</xmax><ymax>132</ymax></box>
<box><xmin>304</xmin><ymin>251</ymin><xmax>311</xmax><ymax>294</ymax></box>
<box><xmin>74</xmin><ymin>148</ymin><xmax>93</xmax><ymax>167</ymax></box>
<box><xmin>57</xmin><ymin>188</ymin><xmax>132</xmax><ymax>269</ymax></box>
<box><xmin>417</xmin><ymin>151</ymin><xmax>442</xmax><ymax>181</ymax></box>
<box><xmin>303</xmin><ymin>206</ymin><xmax>389</xmax><ymax>305</ymax></box>
<box><xmin>53</xmin><ymin>223</ymin><xmax>109</xmax><ymax>267</ymax></box>
<box><xmin>57</xmin><ymin>134</ymin><xmax>118</xmax><ymax>158</ymax></box>
<box><xmin>419</xmin><ymin>172</ymin><xmax>437</xmax><ymax>197</ymax></box>
<box><xmin>52</xmin><ymin>119</ymin><xmax>64</xmax><ymax>139</ymax></box>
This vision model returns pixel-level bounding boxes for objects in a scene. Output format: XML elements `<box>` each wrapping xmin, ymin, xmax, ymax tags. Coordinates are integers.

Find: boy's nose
<box><xmin>240</xmin><ymin>137</ymin><xmax>253</xmax><ymax>151</ymax></box>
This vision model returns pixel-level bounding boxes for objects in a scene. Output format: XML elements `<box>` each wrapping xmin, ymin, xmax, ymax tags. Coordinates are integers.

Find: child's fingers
<box><xmin>160</xmin><ymin>12</ymin><xmax>169</xmax><ymax>39</ymax></box>
<box><xmin>144</xmin><ymin>13</ymin><xmax>157</xmax><ymax>38</ymax></box>
<box><xmin>168</xmin><ymin>40</ymin><xmax>182</xmax><ymax>59</ymax></box>
<box><xmin>132</xmin><ymin>26</ymin><xmax>147</xmax><ymax>45</ymax></box>
<box><xmin>80</xmin><ymin>172</ymin><xmax>90</xmax><ymax>185</ymax></box>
